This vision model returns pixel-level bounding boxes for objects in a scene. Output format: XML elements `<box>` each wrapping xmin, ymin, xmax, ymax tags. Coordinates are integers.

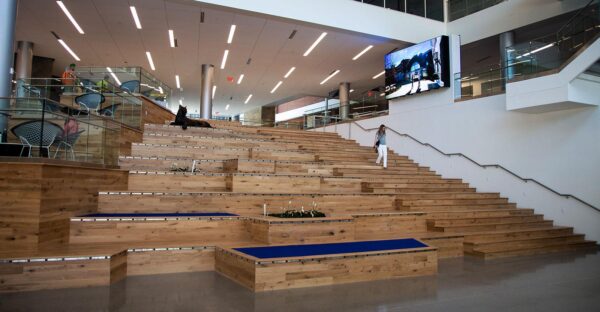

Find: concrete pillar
<box><xmin>15</xmin><ymin>41</ymin><xmax>33</xmax><ymax>98</ymax></box>
<box><xmin>0</xmin><ymin>0</ymin><xmax>18</xmax><ymax>141</ymax></box>
<box><xmin>338</xmin><ymin>82</ymin><xmax>350</xmax><ymax>120</ymax></box>
<box><xmin>200</xmin><ymin>64</ymin><xmax>214</xmax><ymax>119</ymax></box>
<box><xmin>499</xmin><ymin>31</ymin><xmax>515</xmax><ymax>82</ymax></box>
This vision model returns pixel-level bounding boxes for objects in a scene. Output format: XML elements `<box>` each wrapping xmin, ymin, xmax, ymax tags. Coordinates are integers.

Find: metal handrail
<box><xmin>350</xmin><ymin>121</ymin><xmax>600</xmax><ymax>212</ymax></box>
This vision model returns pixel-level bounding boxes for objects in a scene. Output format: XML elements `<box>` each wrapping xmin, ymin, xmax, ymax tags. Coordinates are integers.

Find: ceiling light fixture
<box><xmin>212</xmin><ymin>85</ymin><xmax>217</xmax><ymax>99</ymax></box>
<box><xmin>146</xmin><ymin>51</ymin><xmax>155</xmax><ymax>70</ymax></box>
<box><xmin>227</xmin><ymin>25</ymin><xmax>236</xmax><ymax>44</ymax></box>
<box><xmin>352</xmin><ymin>45</ymin><xmax>373</xmax><ymax>61</ymax></box>
<box><xmin>175</xmin><ymin>75</ymin><xmax>181</xmax><ymax>89</ymax></box>
<box><xmin>56</xmin><ymin>1</ymin><xmax>84</xmax><ymax>34</ymax></box>
<box><xmin>179</xmin><ymin>99</ymin><xmax>183</xmax><ymax>105</ymax></box>
<box><xmin>244</xmin><ymin>94</ymin><xmax>252</xmax><ymax>104</ymax></box>
<box><xmin>372</xmin><ymin>70</ymin><xmax>385</xmax><ymax>79</ymax></box>
<box><xmin>221</xmin><ymin>50</ymin><xmax>229</xmax><ymax>69</ymax></box>
<box><xmin>284</xmin><ymin>67</ymin><xmax>296</xmax><ymax>79</ymax></box>
<box><xmin>106</xmin><ymin>67</ymin><xmax>122</xmax><ymax>86</ymax></box>
<box><xmin>350</xmin><ymin>89</ymin><xmax>355</xmax><ymax>93</ymax></box>
<box><xmin>320</xmin><ymin>70</ymin><xmax>340</xmax><ymax>85</ymax></box>
<box><xmin>237</xmin><ymin>74</ymin><xmax>244</xmax><ymax>85</ymax></box>
<box><xmin>303</xmin><ymin>32</ymin><xmax>327</xmax><ymax>57</ymax></box>
<box><xmin>225</xmin><ymin>104</ymin><xmax>230</xmax><ymax>110</ymax></box>
<box><xmin>52</xmin><ymin>31</ymin><xmax>80</xmax><ymax>61</ymax></box>
<box><xmin>130</xmin><ymin>6</ymin><xmax>142</xmax><ymax>29</ymax></box>
<box><xmin>271</xmin><ymin>81</ymin><xmax>283</xmax><ymax>94</ymax></box>
<box><xmin>169</xmin><ymin>30</ymin><xmax>176</xmax><ymax>48</ymax></box>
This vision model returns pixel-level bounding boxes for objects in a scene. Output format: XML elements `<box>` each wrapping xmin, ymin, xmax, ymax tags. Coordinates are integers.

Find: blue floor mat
<box><xmin>234</xmin><ymin>238</ymin><xmax>428</xmax><ymax>259</ymax></box>
<box><xmin>80</xmin><ymin>212</ymin><xmax>238</xmax><ymax>217</ymax></box>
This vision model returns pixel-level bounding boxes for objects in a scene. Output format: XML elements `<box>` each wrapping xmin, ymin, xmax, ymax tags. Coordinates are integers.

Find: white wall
<box><xmin>447</xmin><ymin>0</ymin><xmax>591</xmax><ymax>44</ymax></box>
<box><xmin>194</xmin><ymin>0</ymin><xmax>445</xmax><ymax>43</ymax></box>
<box><xmin>315</xmin><ymin>92</ymin><xmax>600</xmax><ymax>241</ymax></box>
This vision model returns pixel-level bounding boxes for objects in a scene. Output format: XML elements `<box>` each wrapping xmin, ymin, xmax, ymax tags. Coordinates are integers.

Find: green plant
<box><xmin>268</xmin><ymin>209</ymin><xmax>326</xmax><ymax>218</ymax></box>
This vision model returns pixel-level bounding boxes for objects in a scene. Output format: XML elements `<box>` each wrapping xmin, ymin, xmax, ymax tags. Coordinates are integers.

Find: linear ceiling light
<box><xmin>130</xmin><ymin>6</ymin><xmax>142</xmax><ymax>29</ymax></box>
<box><xmin>56</xmin><ymin>1</ymin><xmax>84</xmax><ymax>34</ymax></box>
<box><xmin>350</xmin><ymin>89</ymin><xmax>355</xmax><ymax>93</ymax></box>
<box><xmin>225</xmin><ymin>104</ymin><xmax>230</xmax><ymax>110</ymax></box>
<box><xmin>320</xmin><ymin>70</ymin><xmax>340</xmax><ymax>85</ymax></box>
<box><xmin>169</xmin><ymin>30</ymin><xmax>176</xmax><ymax>48</ymax></box>
<box><xmin>212</xmin><ymin>85</ymin><xmax>217</xmax><ymax>99</ymax></box>
<box><xmin>303</xmin><ymin>32</ymin><xmax>327</xmax><ymax>57</ymax></box>
<box><xmin>372</xmin><ymin>70</ymin><xmax>385</xmax><ymax>79</ymax></box>
<box><xmin>179</xmin><ymin>98</ymin><xmax>183</xmax><ymax>105</ymax></box>
<box><xmin>227</xmin><ymin>25</ymin><xmax>236</xmax><ymax>44</ymax></box>
<box><xmin>106</xmin><ymin>67</ymin><xmax>122</xmax><ymax>86</ymax></box>
<box><xmin>146</xmin><ymin>51</ymin><xmax>155</xmax><ymax>70</ymax></box>
<box><xmin>271</xmin><ymin>81</ymin><xmax>283</xmax><ymax>94</ymax></box>
<box><xmin>175</xmin><ymin>75</ymin><xmax>181</xmax><ymax>89</ymax></box>
<box><xmin>284</xmin><ymin>67</ymin><xmax>296</xmax><ymax>78</ymax></box>
<box><xmin>221</xmin><ymin>50</ymin><xmax>229</xmax><ymax>69</ymax></box>
<box><xmin>51</xmin><ymin>32</ymin><xmax>81</xmax><ymax>61</ymax></box>
<box><xmin>244</xmin><ymin>94</ymin><xmax>252</xmax><ymax>104</ymax></box>
<box><xmin>353</xmin><ymin>45</ymin><xmax>373</xmax><ymax>61</ymax></box>
<box><xmin>237</xmin><ymin>74</ymin><xmax>244</xmax><ymax>85</ymax></box>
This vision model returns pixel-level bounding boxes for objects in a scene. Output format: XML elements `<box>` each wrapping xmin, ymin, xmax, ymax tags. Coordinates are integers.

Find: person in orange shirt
<box><xmin>61</xmin><ymin>63</ymin><xmax>77</xmax><ymax>93</ymax></box>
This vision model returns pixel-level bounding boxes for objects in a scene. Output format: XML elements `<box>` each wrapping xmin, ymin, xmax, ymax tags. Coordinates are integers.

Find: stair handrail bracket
<box><xmin>350</xmin><ymin>121</ymin><xmax>599</xmax><ymax>213</ymax></box>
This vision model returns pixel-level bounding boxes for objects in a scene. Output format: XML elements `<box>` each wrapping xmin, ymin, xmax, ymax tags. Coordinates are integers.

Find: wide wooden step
<box><xmin>466</xmin><ymin>234</ymin><xmax>587</xmax><ymax>253</ymax></box>
<box><xmin>425</xmin><ymin>208</ymin><xmax>535</xmax><ymax>219</ymax></box>
<box><xmin>401</xmin><ymin>198</ymin><xmax>510</xmax><ymax>206</ymax></box>
<box><xmin>428</xmin><ymin>214</ymin><xmax>544</xmax><ymax>227</ymax></box>
<box><xmin>431</xmin><ymin>220</ymin><xmax>553</xmax><ymax>233</ymax></box>
<box><xmin>397</xmin><ymin>192</ymin><xmax>502</xmax><ymax>200</ymax></box>
<box><xmin>399</xmin><ymin>203</ymin><xmax>518</xmax><ymax>211</ymax></box>
<box><xmin>469</xmin><ymin>239</ymin><xmax>597</xmax><ymax>259</ymax></box>
<box><xmin>462</xmin><ymin>226</ymin><xmax>575</xmax><ymax>243</ymax></box>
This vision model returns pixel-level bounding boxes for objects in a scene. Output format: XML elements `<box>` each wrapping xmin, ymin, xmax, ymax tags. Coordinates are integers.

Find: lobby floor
<box><xmin>1</xmin><ymin>249</ymin><xmax>599</xmax><ymax>312</ymax></box>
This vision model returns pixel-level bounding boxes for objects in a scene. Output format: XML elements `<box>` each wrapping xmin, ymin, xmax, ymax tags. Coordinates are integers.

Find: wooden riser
<box><xmin>70</xmin><ymin>218</ymin><xmax>250</xmax><ymax>245</ymax></box>
<box><xmin>143</xmin><ymin>135</ymin><xmax>300</xmax><ymax>150</ymax></box>
<box><xmin>98</xmin><ymin>193</ymin><xmax>398</xmax><ymax>216</ymax></box>
<box><xmin>470</xmin><ymin>241</ymin><xmax>598</xmax><ymax>259</ymax></box>
<box><xmin>425</xmin><ymin>209</ymin><xmax>535</xmax><ymax>219</ymax></box>
<box><xmin>463</xmin><ymin>227</ymin><xmax>575</xmax><ymax>244</ymax></box>
<box><xmin>468</xmin><ymin>234</ymin><xmax>586</xmax><ymax>253</ymax></box>
<box><xmin>401</xmin><ymin>198</ymin><xmax>510</xmax><ymax>206</ymax></box>
<box><xmin>396</xmin><ymin>193</ymin><xmax>501</xmax><ymax>200</ymax></box>
<box><xmin>368</xmin><ymin>188</ymin><xmax>477</xmax><ymax>194</ymax></box>
<box><xmin>128</xmin><ymin>173</ymin><xmax>227</xmax><ymax>192</ymax></box>
<box><xmin>131</xmin><ymin>145</ymin><xmax>317</xmax><ymax>162</ymax></box>
<box><xmin>429</xmin><ymin>215</ymin><xmax>545</xmax><ymax>227</ymax></box>
<box><xmin>433</xmin><ymin>221</ymin><xmax>554</xmax><ymax>233</ymax></box>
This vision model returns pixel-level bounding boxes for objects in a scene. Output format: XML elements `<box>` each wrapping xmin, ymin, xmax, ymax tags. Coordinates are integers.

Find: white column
<box><xmin>200</xmin><ymin>64</ymin><xmax>214</xmax><ymax>119</ymax></box>
<box><xmin>0</xmin><ymin>0</ymin><xmax>18</xmax><ymax>140</ymax></box>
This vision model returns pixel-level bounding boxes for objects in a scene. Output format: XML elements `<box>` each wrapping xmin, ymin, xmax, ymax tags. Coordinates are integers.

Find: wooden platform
<box><xmin>215</xmin><ymin>239</ymin><xmax>437</xmax><ymax>291</ymax></box>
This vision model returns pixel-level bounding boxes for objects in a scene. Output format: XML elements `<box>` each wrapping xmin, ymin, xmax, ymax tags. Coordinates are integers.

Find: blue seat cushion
<box><xmin>235</xmin><ymin>238</ymin><xmax>428</xmax><ymax>259</ymax></box>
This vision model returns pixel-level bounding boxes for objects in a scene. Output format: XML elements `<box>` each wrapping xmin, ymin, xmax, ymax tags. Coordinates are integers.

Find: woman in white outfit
<box><xmin>374</xmin><ymin>124</ymin><xmax>388</xmax><ymax>169</ymax></box>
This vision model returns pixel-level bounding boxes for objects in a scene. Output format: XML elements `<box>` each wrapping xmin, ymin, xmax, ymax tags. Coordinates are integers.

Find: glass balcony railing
<box><xmin>76</xmin><ymin>66</ymin><xmax>172</xmax><ymax>109</ymax></box>
<box><xmin>14</xmin><ymin>78</ymin><xmax>143</xmax><ymax>130</ymax></box>
<box><xmin>506</xmin><ymin>1</ymin><xmax>599</xmax><ymax>79</ymax></box>
<box><xmin>0</xmin><ymin>97</ymin><xmax>120</xmax><ymax>166</ymax></box>
<box><xmin>303</xmin><ymin>95</ymin><xmax>389</xmax><ymax>129</ymax></box>
<box><xmin>448</xmin><ymin>0</ymin><xmax>505</xmax><ymax>21</ymax></box>
<box><xmin>354</xmin><ymin>0</ymin><xmax>445</xmax><ymax>22</ymax></box>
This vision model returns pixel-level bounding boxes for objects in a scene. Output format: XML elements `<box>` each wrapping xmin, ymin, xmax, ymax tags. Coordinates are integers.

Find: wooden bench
<box><xmin>215</xmin><ymin>238</ymin><xmax>437</xmax><ymax>291</ymax></box>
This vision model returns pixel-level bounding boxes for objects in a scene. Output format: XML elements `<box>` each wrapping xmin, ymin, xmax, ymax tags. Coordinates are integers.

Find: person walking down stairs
<box><xmin>374</xmin><ymin>124</ymin><xmax>388</xmax><ymax>169</ymax></box>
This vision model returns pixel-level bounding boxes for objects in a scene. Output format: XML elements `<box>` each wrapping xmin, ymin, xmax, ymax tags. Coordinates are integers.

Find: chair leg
<box><xmin>53</xmin><ymin>143</ymin><xmax>62</xmax><ymax>159</ymax></box>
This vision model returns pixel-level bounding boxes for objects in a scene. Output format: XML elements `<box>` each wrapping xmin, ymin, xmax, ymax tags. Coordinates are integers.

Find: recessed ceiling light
<box><xmin>244</xmin><ymin>94</ymin><xmax>252</xmax><ymax>104</ymax></box>
<box><xmin>130</xmin><ymin>6</ymin><xmax>142</xmax><ymax>29</ymax></box>
<box><xmin>221</xmin><ymin>50</ymin><xmax>229</xmax><ymax>69</ymax></box>
<box><xmin>304</xmin><ymin>32</ymin><xmax>327</xmax><ymax>57</ymax></box>
<box><xmin>145</xmin><ymin>52</ymin><xmax>155</xmax><ymax>70</ymax></box>
<box><xmin>225</xmin><ymin>104</ymin><xmax>230</xmax><ymax>110</ymax></box>
<box><xmin>179</xmin><ymin>98</ymin><xmax>183</xmax><ymax>105</ymax></box>
<box><xmin>106</xmin><ymin>67</ymin><xmax>122</xmax><ymax>86</ymax></box>
<box><xmin>320</xmin><ymin>70</ymin><xmax>340</xmax><ymax>85</ymax></box>
<box><xmin>271</xmin><ymin>81</ymin><xmax>283</xmax><ymax>94</ymax></box>
<box><xmin>372</xmin><ymin>71</ymin><xmax>385</xmax><ymax>79</ymax></box>
<box><xmin>284</xmin><ymin>67</ymin><xmax>296</xmax><ymax>79</ymax></box>
<box><xmin>237</xmin><ymin>74</ymin><xmax>244</xmax><ymax>85</ymax></box>
<box><xmin>212</xmin><ymin>85</ymin><xmax>217</xmax><ymax>99</ymax></box>
<box><xmin>350</xmin><ymin>89</ymin><xmax>355</xmax><ymax>93</ymax></box>
<box><xmin>353</xmin><ymin>45</ymin><xmax>373</xmax><ymax>61</ymax></box>
<box><xmin>56</xmin><ymin>1</ymin><xmax>84</xmax><ymax>34</ymax></box>
<box><xmin>227</xmin><ymin>25</ymin><xmax>236</xmax><ymax>44</ymax></box>
<box><xmin>168</xmin><ymin>30</ymin><xmax>176</xmax><ymax>48</ymax></box>
<box><xmin>175</xmin><ymin>75</ymin><xmax>180</xmax><ymax>89</ymax></box>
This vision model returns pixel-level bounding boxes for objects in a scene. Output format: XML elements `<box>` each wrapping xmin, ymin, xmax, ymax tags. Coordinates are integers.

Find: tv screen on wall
<box><xmin>384</xmin><ymin>35</ymin><xmax>450</xmax><ymax>100</ymax></box>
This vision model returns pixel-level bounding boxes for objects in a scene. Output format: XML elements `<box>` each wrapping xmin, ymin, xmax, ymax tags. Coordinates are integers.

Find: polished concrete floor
<box><xmin>1</xmin><ymin>250</ymin><xmax>599</xmax><ymax>312</ymax></box>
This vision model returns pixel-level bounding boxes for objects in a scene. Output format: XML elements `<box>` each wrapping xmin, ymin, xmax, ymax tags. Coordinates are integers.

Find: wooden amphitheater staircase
<box><xmin>1</xmin><ymin>120</ymin><xmax>596</xmax><ymax>292</ymax></box>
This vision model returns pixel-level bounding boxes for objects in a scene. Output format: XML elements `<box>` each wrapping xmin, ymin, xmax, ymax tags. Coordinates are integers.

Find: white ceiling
<box><xmin>14</xmin><ymin>0</ymin><xmax>407</xmax><ymax>116</ymax></box>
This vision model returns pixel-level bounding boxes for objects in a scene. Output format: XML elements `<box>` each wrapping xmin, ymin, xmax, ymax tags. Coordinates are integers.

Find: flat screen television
<box><xmin>384</xmin><ymin>35</ymin><xmax>450</xmax><ymax>100</ymax></box>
